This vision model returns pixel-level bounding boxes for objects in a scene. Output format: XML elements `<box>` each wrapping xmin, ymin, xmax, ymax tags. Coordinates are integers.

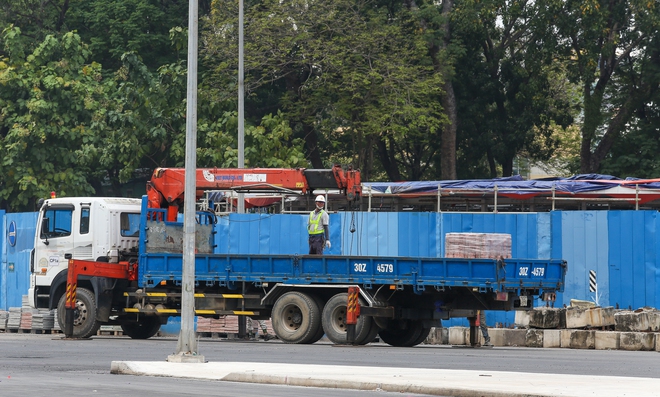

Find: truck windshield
<box><xmin>41</xmin><ymin>208</ymin><xmax>73</xmax><ymax>239</ymax></box>
<box><xmin>121</xmin><ymin>213</ymin><xmax>140</xmax><ymax>237</ymax></box>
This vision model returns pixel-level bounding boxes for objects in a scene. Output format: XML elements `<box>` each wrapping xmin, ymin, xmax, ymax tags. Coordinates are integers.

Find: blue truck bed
<box><xmin>138</xmin><ymin>252</ymin><xmax>565</xmax><ymax>292</ymax></box>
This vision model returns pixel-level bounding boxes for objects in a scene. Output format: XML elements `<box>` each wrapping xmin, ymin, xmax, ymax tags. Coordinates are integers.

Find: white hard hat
<box><xmin>315</xmin><ymin>195</ymin><xmax>326</xmax><ymax>203</ymax></box>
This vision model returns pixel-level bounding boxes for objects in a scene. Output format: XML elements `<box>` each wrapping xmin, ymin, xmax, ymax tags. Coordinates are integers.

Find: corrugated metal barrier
<box><xmin>3</xmin><ymin>210</ymin><xmax>659</xmax><ymax>331</ymax></box>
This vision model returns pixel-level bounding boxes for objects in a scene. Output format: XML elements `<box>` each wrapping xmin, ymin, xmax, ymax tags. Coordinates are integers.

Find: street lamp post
<box><xmin>168</xmin><ymin>0</ymin><xmax>205</xmax><ymax>363</ymax></box>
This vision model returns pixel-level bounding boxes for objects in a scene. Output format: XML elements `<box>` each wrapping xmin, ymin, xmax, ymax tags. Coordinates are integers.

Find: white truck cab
<box><xmin>29</xmin><ymin>197</ymin><xmax>142</xmax><ymax>310</ymax></box>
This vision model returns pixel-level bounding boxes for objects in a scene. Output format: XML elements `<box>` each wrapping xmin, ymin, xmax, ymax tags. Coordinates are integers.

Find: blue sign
<box><xmin>8</xmin><ymin>221</ymin><xmax>16</xmax><ymax>247</ymax></box>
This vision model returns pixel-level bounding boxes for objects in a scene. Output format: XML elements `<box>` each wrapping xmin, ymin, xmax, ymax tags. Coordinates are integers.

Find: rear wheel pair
<box><xmin>271</xmin><ymin>291</ymin><xmax>379</xmax><ymax>345</ymax></box>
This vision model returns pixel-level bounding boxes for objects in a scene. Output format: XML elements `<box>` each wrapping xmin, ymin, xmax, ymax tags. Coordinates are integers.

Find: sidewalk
<box><xmin>111</xmin><ymin>360</ymin><xmax>660</xmax><ymax>397</ymax></box>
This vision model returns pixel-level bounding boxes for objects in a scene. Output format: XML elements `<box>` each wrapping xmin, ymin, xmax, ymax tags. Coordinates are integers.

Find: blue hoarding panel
<box><xmin>2</xmin><ymin>212</ymin><xmax>37</xmax><ymax>310</ymax></box>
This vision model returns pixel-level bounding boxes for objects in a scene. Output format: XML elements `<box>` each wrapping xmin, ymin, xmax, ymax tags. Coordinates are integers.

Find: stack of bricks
<box><xmin>197</xmin><ymin>316</ymin><xmax>274</xmax><ymax>335</ymax></box>
<box><xmin>445</xmin><ymin>233</ymin><xmax>512</xmax><ymax>259</ymax></box>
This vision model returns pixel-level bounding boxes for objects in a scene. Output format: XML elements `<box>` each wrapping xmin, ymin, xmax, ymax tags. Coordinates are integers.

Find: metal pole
<box><xmin>237</xmin><ymin>0</ymin><xmax>245</xmax><ymax>214</ymax></box>
<box><xmin>552</xmin><ymin>183</ymin><xmax>556</xmax><ymax>211</ymax></box>
<box><xmin>236</xmin><ymin>0</ymin><xmax>247</xmax><ymax>336</ymax></box>
<box><xmin>169</xmin><ymin>0</ymin><xmax>204</xmax><ymax>363</ymax></box>
<box><xmin>368</xmin><ymin>187</ymin><xmax>372</xmax><ymax>212</ymax></box>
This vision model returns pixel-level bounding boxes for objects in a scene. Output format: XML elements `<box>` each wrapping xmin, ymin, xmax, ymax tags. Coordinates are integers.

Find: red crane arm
<box><xmin>146</xmin><ymin>165</ymin><xmax>361</xmax><ymax>218</ymax></box>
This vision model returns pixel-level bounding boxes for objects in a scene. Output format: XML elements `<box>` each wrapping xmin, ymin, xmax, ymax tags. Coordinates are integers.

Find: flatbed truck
<box><xmin>29</xmin><ymin>166</ymin><xmax>566</xmax><ymax>346</ymax></box>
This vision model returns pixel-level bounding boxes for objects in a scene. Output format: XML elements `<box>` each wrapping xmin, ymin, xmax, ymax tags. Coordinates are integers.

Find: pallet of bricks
<box><xmin>5</xmin><ymin>295</ymin><xmax>57</xmax><ymax>334</ymax></box>
<box><xmin>445</xmin><ymin>232</ymin><xmax>512</xmax><ymax>259</ymax></box>
<box><xmin>197</xmin><ymin>316</ymin><xmax>274</xmax><ymax>339</ymax></box>
<box><xmin>0</xmin><ymin>310</ymin><xmax>8</xmax><ymax>332</ymax></box>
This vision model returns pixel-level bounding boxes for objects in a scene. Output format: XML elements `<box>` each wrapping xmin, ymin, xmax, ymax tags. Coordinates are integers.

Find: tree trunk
<box><xmin>376</xmin><ymin>136</ymin><xmax>402</xmax><ymax>181</ymax></box>
<box><xmin>302</xmin><ymin>124</ymin><xmax>323</xmax><ymax>169</ymax></box>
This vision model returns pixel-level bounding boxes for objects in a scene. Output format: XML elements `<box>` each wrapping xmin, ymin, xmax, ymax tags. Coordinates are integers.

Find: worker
<box><xmin>246</xmin><ymin>317</ymin><xmax>275</xmax><ymax>341</ymax></box>
<box><xmin>308</xmin><ymin>195</ymin><xmax>330</xmax><ymax>255</ymax></box>
<box><xmin>479</xmin><ymin>310</ymin><xmax>492</xmax><ymax>346</ymax></box>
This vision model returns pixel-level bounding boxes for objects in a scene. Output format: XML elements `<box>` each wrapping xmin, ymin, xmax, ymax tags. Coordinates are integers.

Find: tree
<box><xmin>0</xmin><ymin>28</ymin><xmax>110</xmax><ymax>210</ymax></box>
<box><xmin>0</xmin><ymin>0</ymin><xmax>201</xmax><ymax>71</ymax></box>
<box><xmin>203</xmin><ymin>0</ymin><xmax>445</xmax><ymax>181</ymax></box>
<box><xmin>65</xmin><ymin>0</ymin><xmax>191</xmax><ymax>70</ymax></box>
<box><xmin>450</xmin><ymin>0</ymin><xmax>574</xmax><ymax>177</ymax></box>
<box><xmin>548</xmin><ymin>0</ymin><xmax>660</xmax><ymax>174</ymax></box>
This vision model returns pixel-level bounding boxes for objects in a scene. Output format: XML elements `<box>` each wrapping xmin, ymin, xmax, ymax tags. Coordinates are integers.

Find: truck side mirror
<box><xmin>41</xmin><ymin>218</ymin><xmax>50</xmax><ymax>243</ymax></box>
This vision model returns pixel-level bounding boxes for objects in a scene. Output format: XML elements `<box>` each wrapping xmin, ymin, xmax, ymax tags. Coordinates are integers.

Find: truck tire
<box><xmin>305</xmin><ymin>295</ymin><xmax>326</xmax><ymax>344</ymax></box>
<box><xmin>378</xmin><ymin>319</ymin><xmax>427</xmax><ymax>347</ymax></box>
<box><xmin>358</xmin><ymin>320</ymin><xmax>381</xmax><ymax>345</ymax></box>
<box><xmin>57</xmin><ymin>288</ymin><xmax>101</xmax><ymax>339</ymax></box>
<box><xmin>271</xmin><ymin>292</ymin><xmax>322</xmax><ymax>344</ymax></box>
<box><xmin>321</xmin><ymin>292</ymin><xmax>372</xmax><ymax>345</ymax></box>
<box><xmin>121</xmin><ymin>317</ymin><xmax>161</xmax><ymax>339</ymax></box>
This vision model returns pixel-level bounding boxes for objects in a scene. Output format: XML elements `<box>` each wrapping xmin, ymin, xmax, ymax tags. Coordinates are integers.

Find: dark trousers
<box><xmin>308</xmin><ymin>235</ymin><xmax>324</xmax><ymax>255</ymax></box>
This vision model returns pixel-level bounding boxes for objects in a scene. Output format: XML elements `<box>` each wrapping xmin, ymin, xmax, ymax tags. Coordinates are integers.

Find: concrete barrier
<box><xmin>560</xmin><ymin>329</ymin><xmax>575</xmax><ymax>348</ymax></box>
<box><xmin>529</xmin><ymin>308</ymin><xmax>565</xmax><ymax>329</ymax></box>
<box><xmin>619</xmin><ymin>332</ymin><xmax>655</xmax><ymax>351</ymax></box>
<box><xmin>425</xmin><ymin>326</ymin><xmax>658</xmax><ymax>352</ymax></box>
<box><xmin>594</xmin><ymin>331</ymin><xmax>620</xmax><ymax>350</ymax></box>
<box><xmin>565</xmin><ymin>307</ymin><xmax>590</xmax><ymax>328</ymax></box>
<box><xmin>648</xmin><ymin>312</ymin><xmax>660</xmax><ymax>331</ymax></box>
<box><xmin>525</xmin><ymin>329</ymin><xmax>544</xmax><ymax>347</ymax></box>
<box><xmin>514</xmin><ymin>311</ymin><xmax>530</xmax><ymax>328</ymax></box>
<box><xmin>542</xmin><ymin>330</ymin><xmax>561</xmax><ymax>348</ymax></box>
<box><xmin>589</xmin><ymin>307</ymin><xmax>615</xmax><ymax>328</ymax></box>
<box><xmin>615</xmin><ymin>311</ymin><xmax>650</xmax><ymax>332</ymax></box>
<box><xmin>424</xmin><ymin>327</ymin><xmax>448</xmax><ymax>345</ymax></box>
<box><xmin>448</xmin><ymin>327</ymin><xmax>467</xmax><ymax>345</ymax></box>
<box><xmin>570</xmin><ymin>330</ymin><xmax>595</xmax><ymax>349</ymax></box>
<box><xmin>487</xmin><ymin>328</ymin><xmax>506</xmax><ymax>346</ymax></box>
<box><xmin>502</xmin><ymin>329</ymin><xmax>526</xmax><ymax>347</ymax></box>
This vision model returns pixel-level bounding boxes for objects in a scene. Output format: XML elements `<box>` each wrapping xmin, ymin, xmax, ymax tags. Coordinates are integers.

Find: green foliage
<box><xmin>451</xmin><ymin>0</ymin><xmax>574</xmax><ymax>177</ymax></box>
<box><xmin>65</xmin><ymin>0</ymin><xmax>190</xmax><ymax>70</ymax></box>
<box><xmin>203</xmin><ymin>0</ymin><xmax>446</xmax><ymax>181</ymax></box>
<box><xmin>198</xmin><ymin>110</ymin><xmax>307</xmax><ymax>168</ymax></box>
<box><xmin>0</xmin><ymin>28</ymin><xmax>107</xmax><ymax>210</ymax></box>
<box><xmin>547</xmin><ymin>0</ymin><xmax>660</xmax><ymax>174</ymax></box>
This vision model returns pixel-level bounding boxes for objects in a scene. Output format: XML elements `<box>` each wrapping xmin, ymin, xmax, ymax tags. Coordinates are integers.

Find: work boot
<box><xmin>263</xmin><ymin>334</ymin><xmax>276</xmax><ymax>341</ymax></box>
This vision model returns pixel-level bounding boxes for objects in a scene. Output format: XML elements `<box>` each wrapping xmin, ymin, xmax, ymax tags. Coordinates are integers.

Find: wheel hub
<box><xmin>73</xmin><ymin>299</ymin><xmax>88</xmax><ymax>326</ymax></box>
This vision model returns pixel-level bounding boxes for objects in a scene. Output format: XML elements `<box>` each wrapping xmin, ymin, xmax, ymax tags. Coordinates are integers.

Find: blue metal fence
<box><xmin>3</xmin><ymin>209</ymin><xmax>660</xmax><ymax>331</ymax></box>
<box><xmin>1</xmin><ymin>212</ymin><xmax>37</xmax><ymax>309</ymax></box>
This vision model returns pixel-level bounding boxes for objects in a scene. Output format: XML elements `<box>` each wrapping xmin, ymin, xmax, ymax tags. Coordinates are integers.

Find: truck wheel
<box><xmin>358</xmin><ymin>320</ymin><xmax>381</xmax><ymax>345</ymax></box>
<box><xmin>121</xmin><ymin>317</ymin><xmax>161</xmax><ymax>339</ymax></box>
<box><xmin>305</xmin><ymin>295</ymin><xmax>326</xmax><ymax>344</ymax></box>
<box><xmin>321</xmin><ymin>292</ymin><xmax>372</xmax><ymax>345</ymax></box>
<box><xmin>271</xmin><ymin>292</ymin><xmax>322</xmax><ymax>344</ymax></box>
<box><xmin>57</xmin><ymin>288</ymin><xmax>101</xmax><ymax>339</ymax></box>
<box><xmin>378</xmin><ymin>319</ymin><xmax>427</xmax><ymax>347</ymax></box>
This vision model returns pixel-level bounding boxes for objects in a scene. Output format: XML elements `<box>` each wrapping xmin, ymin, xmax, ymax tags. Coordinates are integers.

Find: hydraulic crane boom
<box><xmin>146</xmin><ymin>164</ymin><xmax>361</xmax><ymax>220</ymax></box>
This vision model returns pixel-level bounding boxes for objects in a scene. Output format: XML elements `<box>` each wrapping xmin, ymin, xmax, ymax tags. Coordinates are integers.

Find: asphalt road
<box><xmin>1</xmin><ymin>332</ymin><xmax>658</xmax><ymax>396</ymax></box>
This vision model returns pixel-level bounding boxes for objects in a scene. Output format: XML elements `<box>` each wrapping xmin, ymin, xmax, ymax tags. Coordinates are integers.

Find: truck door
<box><xmin>30</xmin><ymin>203</ymin><xmax>75</xmax><ymax>308</ymax></box>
